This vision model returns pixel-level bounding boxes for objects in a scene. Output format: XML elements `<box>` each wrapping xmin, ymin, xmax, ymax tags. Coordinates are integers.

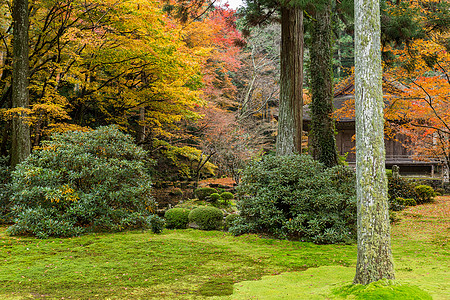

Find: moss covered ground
<box><xmin>0</xmin><ymin>197</ymin><xmax>448</xmax><ymax>299</ymax></box>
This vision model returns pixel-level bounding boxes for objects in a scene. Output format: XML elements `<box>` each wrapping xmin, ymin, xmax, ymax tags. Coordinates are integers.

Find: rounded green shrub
<box><xmin>231</xmin><ymin>154</ymin><xmax>357</xmax><ymax>244</ymax></box>
<box><xmin>415</xmin><ymin>185</ymin><xmax>435</xmax><ymax>204</ymax></box>
<box><xmin>7</xmin><ymin>126</ymin><xmax>155</xmax><ymax>238</ymax></box>
<box><xmin>390</xmin><ymin>197</ymin><xmax>406</xmax><ymax>211</ymax></box>
<box><xmin>403</xmin><ymin>198</ymin><xmax>417</xmax><ymax>206</ymax></box>
<box><xmin>220</xmin><ymin>192</ymin><xmax>234</xmax><ymax>200</ymax></box>
<box><xmin>148</xmin><ymin>215</ymin><xmax>165</xmax><ymax>234</ymax></box>
<box><xmin>224</xmin><ymin>214</ymin><xmax>239</xmax><ymax>231</ymax></box>
<box><xmin>188</xmin><ymin>206</ymin><xmax>223</xmax><ymax>230</ymax></box>
<box><xmin>388</xmin><ymin>176</ymin><xmax>417</xmax><ymax>202</ymax></box>
<box><xmin>164</xmin><ymin>208</ymin><xmax>190</xmax><ymax>229</ymax></box>
<box><xmin>209</xmin><ymin>193</ymin><xmax>221</xmax><ymax>202</ymax></box>
<box><xmin>194</xmin><ymin>187</ymin><xmax>218</xmax><ymax>200</ymax></box>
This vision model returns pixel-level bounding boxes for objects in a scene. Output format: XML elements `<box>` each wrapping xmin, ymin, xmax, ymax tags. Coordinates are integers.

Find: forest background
<box><xmin>0</xmin><ymin>0</ymin><xmax>449</xmax><ymax>200</ymax></box>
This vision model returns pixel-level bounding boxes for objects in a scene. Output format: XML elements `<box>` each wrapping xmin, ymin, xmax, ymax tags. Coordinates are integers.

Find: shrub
<box><xmin>415</xmin><ymin>185</ymin><xmax>435</xmax><ymax>204</ymax></box>
<box><xmin>0</xmin><ymin>156</ymin><xmax>12</xmax><ymax>224</ymax></box>
<box><xmin>188</xmin><ymin>206</ymin><xmax>223</xmax><ymax>230</ymax></box>
<box><xmin>209</xmin><ymin>193</ymin><xmax>221</xmax><ymax>202</ymax></box>
<box><xmin>224</xmin><ymin>214</ymin><xmax>239</xmax><ymax>231</ymax></box>
<box><xmin>403</xmin><ymin>198</ymin><xmax>417</xmax><ymax>206</ymax></box>
<box><xmin>388</xmin><ymin>176</ymin><xmax>416</xmax><ymax>202</ymax></box>
<box><xmin>165</xmin><ymin>208</ymin><xmax>190</xmax><ymax>229</ymax></box>
<box><xmin>148</xmin><ymin>215</ymin><xmax>165</xmax><ymax>234</ymax></box>
<box><xmin>194</xmin><ymin>187</ymin><xmax>218</xmax><ymax>200</ymax></box>
<box><xmin>435</xmin><ymin>188</ymin><xmax>445</xmax><ymax>196</ymax></box>
<box><xmin>7</xmin><ymin>126</ymin><xmax>155</xmax><ymax>238</ymax></box>
<box><xmin>390</xmin><ymin>197</ymin><xmax>405</xmax><ymax>211</ymax></box>
<box><xmin>220</xmin><ymin>192</ymin><xmax>234</xmax><ymax>200</ymax></box>
<box><xmin>231</xmin><ymin>154</ymin><xmax>357</xmax><ymax>244</ymax></box>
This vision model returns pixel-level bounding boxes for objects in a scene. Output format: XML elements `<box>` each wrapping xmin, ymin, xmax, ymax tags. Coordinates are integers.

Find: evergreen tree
<box><xmin>353</xmin><ymin>0</ymin><xmax>395</xmax><ymax>285</ymax></box>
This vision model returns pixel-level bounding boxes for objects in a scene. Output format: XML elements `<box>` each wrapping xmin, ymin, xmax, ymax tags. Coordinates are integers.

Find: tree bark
<box><xmin>354</xmin><ymin>0</ymin><xmax>395</xmax><ymax>285</ymax></box>
<box><xmin>11</xmin><ymin>0</ymin><xmax>31</xmax><ymax>167</ymax></box>
<box><xmin>309</xmin><ymin>2</ymin><xmax>338</xmax><ymax>167</ymax></box>
<box><xmin>276</xmin><ymin>7</ymin><xmax>303</xmax><ymax>156</ymax></box>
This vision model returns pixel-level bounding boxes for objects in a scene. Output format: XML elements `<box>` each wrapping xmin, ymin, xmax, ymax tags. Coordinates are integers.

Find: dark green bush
<box><xmin>403</xmin><ymin>198</ymin><xmax>417</xmax><ymax>206</ymax></box>
<box><xmin>390</xmin><ymin>197</ymin><xmax>405</xmax><ymax>211</ymax></box>
<box><xmin>220</xmin><ymin>192</ymin><xmax>234</xmax><ymax>200</ymax></box>
<box><xmin>164</xmin><ymin>208</ymin><xmax>190</xmax><ymax>229</ymax></box>
<box><xmin>188</xmin><ymin>206</ymin><xmax>223</xmax><ymax>230</ymax></box>
<box><xmin>194</xmin><ymin>187</ymin><xmax>218</xmax><ymax>200</ymax></box>
<box><xmin>7</xmin><ymin>126</ymin><xmax>155</xmax><ymax>238</ymax></box>
<box><xmin>388</xmin><ymin>176</ymin><xmax>417</xmax><ymax>202</ymax></box>
<box><xmin>414</xmin><ymin>185</ymin><xmax>435</xmax><ymax>204</ymax></box>
<box><xmin>209</xmin><ymin>193</ymin><xmax>221</xmax><ymax>202</ymax></box>
<box><xmin>231</xmin><ymin>154</ymin><xmax>357</xmax><ymax>244</ymax></box>
<box><xmin>148</xmin><ymin>215</ymin><xmax>165</xmax><ymax>234</ymax></box>
<box><xmin>224</xmin><ymin>214</ymin><xmax>239</xmax><ymax>231</ymax></box>
<box><xmin>0</xmin><ymin>156</ymin><xmax>12</xmax><ymax>224</ymax></box>
<box><xmin>435</xmin><ymin>188</ymin><xmax>445</xmax><ymax>196</ymax></box>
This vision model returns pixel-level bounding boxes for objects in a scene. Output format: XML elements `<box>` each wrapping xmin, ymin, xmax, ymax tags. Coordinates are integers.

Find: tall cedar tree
<box><xmin>11</xmin><ymin>0</ymin><xmax>30</xmax><ymax>167</ymax></box>
<box><xmin>354</xmin><ymin>0</ymin><xmax>395</xmax><ymax>284</ymax></box>
<box><xmin>242</xmin><ymin>0</ymin><xmax>304</xmax><ymax>155</ymax></box>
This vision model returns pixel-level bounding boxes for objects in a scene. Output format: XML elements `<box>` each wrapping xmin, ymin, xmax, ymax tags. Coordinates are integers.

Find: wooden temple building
<box><xmin>303</xmin><ymin>77</ymin><xmax>442</xmax><ymax>177</ymax></box>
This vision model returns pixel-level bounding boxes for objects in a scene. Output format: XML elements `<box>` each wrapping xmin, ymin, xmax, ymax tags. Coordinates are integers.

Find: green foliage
<box><xmin>147</xmin><ymin>215</ymin><xmax>165</xmax><ymax>234</ymax></box>
<box><xmin>414</xmin><ymin>185</ymin><xmax>435</xmax><ymax>204</ymax></box>
<box><xmin>7</xmin><ymin>126</ymin><xmax>155</xmax><ymax>238</ymax></box>
<box><xmin>0</xmin><ymin>156</ymin><xmax>12</xmax><ymax>224</ymax></box>
<box><xmin>164</xmin><ymin>208</ymin><xmax>190</xmax><ymax>229</ymax></box>
<box><xmin>194</xmin><ymin>187</ymin><xmax>218</xmax><ymax>201</ymax></box>
<box><xmin>403</xmin><ymin>198</ymin><xmax>417</xmax><ymax>206</ymax></box>
<box><xmin>390</xmin><ymin>197</ymin><xmax>406</xmax><ymax>212</ymax></box>
<box><xmin>188</xmin><ymin>206</ymin><xmax>223</xmax><ymax>230</ymax></box>
<box><xmin>220</xmin><ymin>192</ymin><xmax>234</xmax><ymax>200</ymax></box>
<box><xmin>224</xmin><ymin>213</ymin><xmax>239</xmax><ymax>231</ymax></box>
<box><xmin>435</xmin><ymin>188</ymin><xmax>445</xmax><ymax>196</ymax></box>
<box><xmin>388</xmin><ymin>176</ymin><xmax>417</xmax><ymax>203</ymax></box>
<box><xmin>231</xmin><ymin>154</ymin><xmax>357</xmax><ymax>244</ymax></box>
<box><xmin>209</xmin><ymin>193</ymin><xmax>221</xmax><ymax>202</ymax></box>
<box><xmin>333</xmin><ymin>279</ymin><xmax>432</xmax><ymax>299</ymax></box>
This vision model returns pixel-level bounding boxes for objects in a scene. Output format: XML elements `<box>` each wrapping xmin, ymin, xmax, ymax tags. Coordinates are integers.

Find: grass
<box><xmin>0</xmin><ymin>197</ymin><xmax>448</xmax><ymax>299</ymax></box>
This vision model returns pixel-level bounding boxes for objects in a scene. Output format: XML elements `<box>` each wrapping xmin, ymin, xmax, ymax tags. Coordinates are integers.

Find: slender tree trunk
<box><xmin>353</xmin><ymin>0</ymin><xmax>395</xmax><ymax>285</ymax></box>
<box><xmin>309</xmin><ymin>2</ymin><xmax>338</xmax><ymax>167</ymax></box>
<box><xmin>276</xmin><ymin>7</ymin><xmax>303</xmax><ymax>156</ymax></box>
<box><xmin>11</xmin><ymin>0</ymin><xmax>30</xmax><ymax>167</ymax></box>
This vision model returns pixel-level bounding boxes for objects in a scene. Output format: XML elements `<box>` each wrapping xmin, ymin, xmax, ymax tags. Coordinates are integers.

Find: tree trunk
<box><xmin>353</xmin><ymin>0</ymin><xmax>395</xmax><ymax>285</ymax></box>
<box><xmin>276</xmin><ymin>7</ymin><xmax>303</xmax><ymax>156</ymax></box>
<box><xmin>11</xmin><ymin>0</ymin><xmax>30</xmax><ymax>167</ymax></box>
<box><xmin>309</xmin><ymin>2</ymin><xmax>338</xmax><ymax>167</ymax></box>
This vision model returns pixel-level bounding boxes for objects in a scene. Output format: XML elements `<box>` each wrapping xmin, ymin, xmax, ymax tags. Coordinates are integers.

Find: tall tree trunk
<box><xmin>11</xmin><ymin>0</ymin><xmax>30</xmax><ymax>167</ymax></box>
<box><xmin>309</xmin><ymin>2</ymin><xmax>338</xmax><ymax>167</ymax></box>
<box><xmin>276</xmin><ymin>7</ymin><xmax>303</xmax><ymax>156</ymax></box>
<box><xmin>354</xmin><ymin>0</ymin><xmax>395</xmax><ymax>285</ymax></box>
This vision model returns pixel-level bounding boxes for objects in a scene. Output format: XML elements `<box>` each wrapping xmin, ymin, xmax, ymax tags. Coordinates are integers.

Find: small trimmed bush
<box><xmin>388</xmin><ymin>176</ymin><xmax>416</xmax><ymax>202</ymax></box>
<box><xmin>403</xmin><ymin>198</ymin><xmax>417</xmax><ymax>206</ymax></box>
<box><xmin>165</xmin><ymin>208</ymin><xmax>190</xmax><ymax>229</ymax></box>
<box><xmin>220</xmin><ymin>192</ymin><xmax>234</xmax><ymax>200</ymax></box>
<box><xmin>209</xmin><ymin>193</ymin><xmax>221</xmax><ymax>202</ymax></box>
<box><xmin>7</xmin><ymin>126</ymin><xmax>155</xmax><ymax>238</ymax></box>
<box><xmin>390</xmin><ymin>197</ymin><xmax>405</xmax><ymax>211</ymax></box>
<box><xmin>148</xmin><ymin>215</ymin><xmax>165</xmax><ymax>234</ymax></box>
<box><xmin>189</xmin><ymin>206</ymin><xmax>223</xmax><ymax>230</ymax></box>
<box><xmin>195</xmin><ymin>187</ymin><xmax>218</xmax><ymax>200</ymax></box>
<box><xmin>415</xmin><ymin>185</ymin><xmax>435</xmax><ymax>204</ymax></box>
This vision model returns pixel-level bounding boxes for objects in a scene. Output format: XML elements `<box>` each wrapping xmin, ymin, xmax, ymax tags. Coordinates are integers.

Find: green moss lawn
<box><xmin>1</xmin><ymin>197</ymin><xmax>448</xmax><ymax>299</ymax></box>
